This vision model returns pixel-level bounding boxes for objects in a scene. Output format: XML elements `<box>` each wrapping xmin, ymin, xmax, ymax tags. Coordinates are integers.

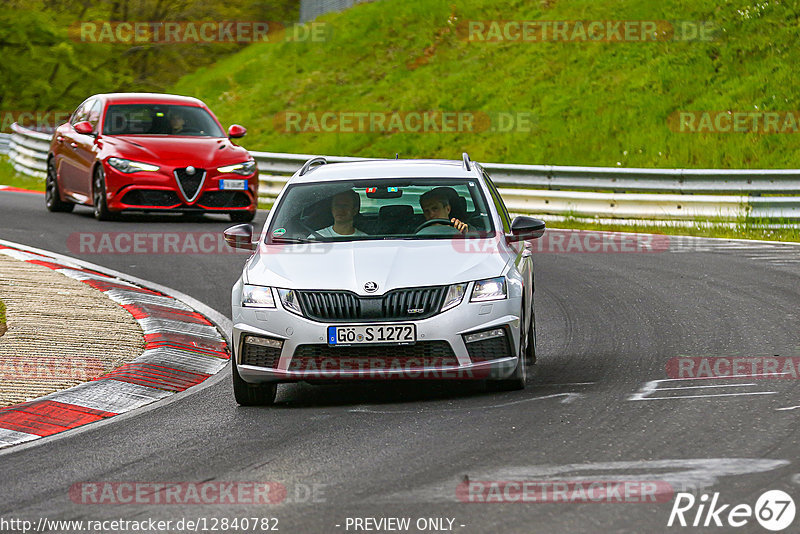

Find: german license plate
<box><xmin>220</xmin><ymin>179</ymin><xmax>247</xmax><ymax>190</ymax></box>
<box><xmin>327</xmin><ymin>324</ymin><xmax>416</xmax><ymax>345</ymax></box>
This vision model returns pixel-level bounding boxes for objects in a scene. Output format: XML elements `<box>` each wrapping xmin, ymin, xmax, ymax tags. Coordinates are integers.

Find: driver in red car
<box><xmin>419</xmin><ymin>188</ymin><xmax>468</xmax><ymax>234</ymax></box>
<box><xmin>169</xmin><ymin>110</ymin><xmax>186</xmax><ymax>134</ymax></box>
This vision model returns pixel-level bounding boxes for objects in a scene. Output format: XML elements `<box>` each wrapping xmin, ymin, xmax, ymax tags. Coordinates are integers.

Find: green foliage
<box><xmin>172</xmin><ymin>0</ymin><xmax>800</xmax><ymax>169</ymax></box>
<box><xmin>0</xmin><ymin>0</ymin><xmax>298</xmax><ymax>114</ymax></box>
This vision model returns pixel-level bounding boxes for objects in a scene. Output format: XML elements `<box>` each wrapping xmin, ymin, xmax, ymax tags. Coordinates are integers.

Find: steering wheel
<box><xmin>414</xmin><ymin>218</ymin><xmax>455</xmax><ymax>233</ymax></box>
<box><xmin>298</xmin><ymin>221</ymin><xmax>325</xmax><ymax>240</ymax></box>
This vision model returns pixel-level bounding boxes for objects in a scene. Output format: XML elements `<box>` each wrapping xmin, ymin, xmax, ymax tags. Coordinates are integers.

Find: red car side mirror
<box><xmin>74</xmin><ymin>121</ymin><xmax>94</xmax><ymax>135</ymax></box>
<box><xmin>228</xmin><ymin>124</ymin><xmax>247</xmax><ymax>139</ymax></box>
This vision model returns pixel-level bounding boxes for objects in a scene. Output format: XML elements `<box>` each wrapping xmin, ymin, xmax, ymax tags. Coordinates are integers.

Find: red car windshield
<box><xmin>102</xmin><ymin>104</ymin><xmax>224</xmax><ymax>137</ymax></box>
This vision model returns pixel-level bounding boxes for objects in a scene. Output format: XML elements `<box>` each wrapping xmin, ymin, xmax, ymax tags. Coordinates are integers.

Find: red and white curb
<box><xmin>0</xmin><ymin>242</ymin><xmax>230</xmax><ymax>449</ymax></box>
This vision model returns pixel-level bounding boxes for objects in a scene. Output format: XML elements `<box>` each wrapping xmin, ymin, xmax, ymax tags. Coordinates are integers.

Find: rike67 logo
<box><xmin>668</xmin><ymin>490</ymin><xmax>795</xmax><ymax>531</ymax></box>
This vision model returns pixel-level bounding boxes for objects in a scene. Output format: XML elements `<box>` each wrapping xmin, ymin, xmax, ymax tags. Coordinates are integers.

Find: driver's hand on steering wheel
<box><xmin>451</xmin><ymin>218</ymin><xmax>468</xmax><ymax>234</ymax></box>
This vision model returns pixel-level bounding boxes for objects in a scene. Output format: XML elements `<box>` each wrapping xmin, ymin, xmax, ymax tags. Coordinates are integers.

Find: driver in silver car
<box><xmin>419</xmin><ymin>188</ymin><xmax>469</xmax><ymax>234</ymax></box>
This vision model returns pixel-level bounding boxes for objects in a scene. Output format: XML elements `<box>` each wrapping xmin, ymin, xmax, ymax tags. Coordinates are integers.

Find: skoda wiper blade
<box><xmin>270</xmin><ymin>237</ymin><xmax>314</xmax><ymax>244</ymax></box>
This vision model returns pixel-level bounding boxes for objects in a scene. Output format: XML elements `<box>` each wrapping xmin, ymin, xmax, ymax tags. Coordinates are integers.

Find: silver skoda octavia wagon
<box><xmin>224</xmin><ymin>154</ymin><xmax>545</xmax><ymax>405</ymax></box>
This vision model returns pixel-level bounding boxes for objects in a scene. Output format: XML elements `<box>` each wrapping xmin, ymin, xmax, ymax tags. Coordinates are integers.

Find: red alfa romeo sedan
<box><xmin>46</xmin><ymin>93</ymin><xmax>258</xmax><ymax>221</ymax></box>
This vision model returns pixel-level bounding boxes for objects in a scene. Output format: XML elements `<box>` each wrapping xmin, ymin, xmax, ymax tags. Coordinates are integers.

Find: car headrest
<box><xmin>452</xmin><ymin>196</ymin><xmax>468</xmax><ymax>220</ymax></box>
<box><xmin>379</xmin><ymin>205</ymin><xmax>414</xmax><ymax>219</ymax></box>
<box><xmin>300</xmin><ymin>198</ymin><xmax>334</xmax><ymax>230</ymax></box>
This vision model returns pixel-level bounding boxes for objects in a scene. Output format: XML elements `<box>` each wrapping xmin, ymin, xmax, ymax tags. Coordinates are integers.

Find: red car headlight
<box><xmin>217</xmin><ymin>160</ymin><xmax>257</xmax><ymax>176</ymax></box>
<box><xmin>107</xmin><ymin>157</ymin><xmax>160</xmax><ymax>173</ymax></box>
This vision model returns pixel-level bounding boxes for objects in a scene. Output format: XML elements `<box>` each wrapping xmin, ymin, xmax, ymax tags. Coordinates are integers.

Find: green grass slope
<box><xmin>0</xmin><ymin>299</ymin><xmax>6</xmax><ymax>336</ymax></box>
<box><xmin>0</xmin><ymin>157</ymin><xmax>45</xmax><ymax>191</ymax></box>
<box><xmin>172</xmin><ymin>0</ymin><xmax>798</xmax><ymax>168</ymax></box>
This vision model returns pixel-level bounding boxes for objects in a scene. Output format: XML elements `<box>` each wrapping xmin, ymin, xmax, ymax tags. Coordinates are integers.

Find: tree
<box><xmin>0</xmin><ymin>0</ymin><xmax>299</xmax><ymax>118</ymax></box>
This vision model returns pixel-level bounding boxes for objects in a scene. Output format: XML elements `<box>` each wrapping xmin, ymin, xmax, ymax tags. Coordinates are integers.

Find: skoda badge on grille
<box><xmin>186</xmin><ymin>165</ymin><xmax>196</xmax><ymax>175</ymax></box>
<box><xmin>364</xmin><ymin>281</ymin><xmax>378</xmax><ymax>293</ymax></box>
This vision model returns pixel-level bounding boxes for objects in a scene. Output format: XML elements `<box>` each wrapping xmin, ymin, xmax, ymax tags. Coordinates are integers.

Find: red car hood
<box><xmin>100</xmin><ymin>135</ymin><xmax>251</xmax><ymax>168</ymax></box>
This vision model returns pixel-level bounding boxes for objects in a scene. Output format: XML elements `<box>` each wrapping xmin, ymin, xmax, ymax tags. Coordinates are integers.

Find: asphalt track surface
<box><xmin>0</xmin><ymin>190</ymin><xmax>799</xmax><ymax>534</ymax></box>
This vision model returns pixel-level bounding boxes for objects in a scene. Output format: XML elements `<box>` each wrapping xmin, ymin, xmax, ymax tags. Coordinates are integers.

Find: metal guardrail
<box><xmin>250</xmin><ymin>151</ymin><xmax>800</xmax><ymax>222</ymax></box>
<box><xmin>0</xmin><ymin>133</ymin><xmax>10</xmax><ymax>156</ymax></box>
<box><xmin>6</xmin><ymin>122</ymin><xmax>800</xmax><ymax>222</ymax></box>
<box><xmin>8</xmin><ymin>123</ymin><xmax>50</xmax><ymax>179</ymax></box>
<box><xmin>300</xmin><ymin>0</ymin><xmax>376</xmax><ymax>22</ymax></box>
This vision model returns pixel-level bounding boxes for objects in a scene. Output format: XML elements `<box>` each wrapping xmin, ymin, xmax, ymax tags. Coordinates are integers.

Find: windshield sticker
<box><xmin>272</xmin><ymin>228</ymin><xmax>286</xmax><ymax>237</ymax></box>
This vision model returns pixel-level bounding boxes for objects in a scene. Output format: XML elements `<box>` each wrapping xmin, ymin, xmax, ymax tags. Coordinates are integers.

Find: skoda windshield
<box><xmin>266</xmin><ymin>178</ymin><xmax>495</xmax><ymax>243</ymax></box>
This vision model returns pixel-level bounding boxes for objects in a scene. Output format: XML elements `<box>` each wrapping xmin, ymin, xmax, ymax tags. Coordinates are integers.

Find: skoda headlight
<box><xmin>107</xmin><ymin>157</ymin><xmax>159</xmax><ymax>173</ymax></box>
<box><xmin>471</xmin><ymin>276</ymin><xmax>507</xmax><ymax>302</ymax></box>
<box><xmin>217</xmin><ymin>160</ymin><xmax>256</xmax><ymax>175</ymax></box>
<box><xmin>277</xmin><ymin>289</ymin><xmax>302</xmax><ymax>315</ymax></box>
<box><xmin>442</xmin><ymin>283</ymin><xmax>468</xmax><ymax>312</ymax></box>
<box><xmin>242</xmin><ymin>284</ymin><xmax>275</xmax><ymax>308</ymax></box>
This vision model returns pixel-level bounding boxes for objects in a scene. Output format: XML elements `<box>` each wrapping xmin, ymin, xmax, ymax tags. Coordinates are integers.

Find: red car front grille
<box><xmin>120</xmin><ymin>190</ymin><xmax>181</xmax><ymax>207</ymax></box>
<box><xmin>174</xmin><ymin>167</ymin><xmax>206</xmax><ymax>202</ymax></box>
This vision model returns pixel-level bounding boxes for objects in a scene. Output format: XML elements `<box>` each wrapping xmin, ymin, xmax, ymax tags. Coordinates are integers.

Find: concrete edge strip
<box><xmin>0</xmin><ymin>185</ymin><xmax>43</xmax><ymax>195</ymax></box>
<box><xmin>0</xmin><ymin>240</ymin><xmax>232</xmax><ymax>450</ymax></box>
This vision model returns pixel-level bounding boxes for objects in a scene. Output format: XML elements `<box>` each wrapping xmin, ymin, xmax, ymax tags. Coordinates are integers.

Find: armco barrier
<box><xmin>0</xmin><ymin>133</ymin><xmax>10</xmax><ymax>156</ymax></box>
<box><xmin>300</xmin><ymin>0</ymin><xmax>373</xmax><ymax>22</ymax></box>
<box><xmin>248</xmin><ymin>151</ymin><xmax>800</xmax><ymax>222</ymax></box>
<box><xmin>8</xmin><ymin>124</ymin><xmax>49</xmax><ymax>179</ymax></box>
<box><xmin>7</xmin><ymin>123</ymin><xmax>800</xmax><ymax>222</ymax></box>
